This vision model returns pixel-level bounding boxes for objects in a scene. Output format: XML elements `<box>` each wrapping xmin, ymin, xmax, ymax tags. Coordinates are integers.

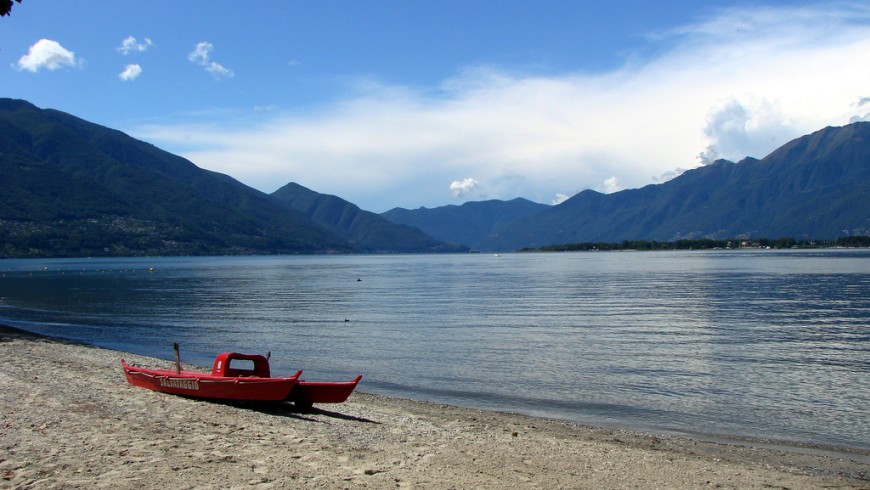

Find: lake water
<box><xmin>1</xmin><ymin>250</ymin><xmax>869</xmax><ymax>452</ymax></box>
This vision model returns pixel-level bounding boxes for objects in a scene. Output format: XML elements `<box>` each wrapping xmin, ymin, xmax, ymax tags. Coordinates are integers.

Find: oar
<box><xmin>173</xmin><ymin>343</ymin><xmax>181</xmax><ymax>374</ymax></box>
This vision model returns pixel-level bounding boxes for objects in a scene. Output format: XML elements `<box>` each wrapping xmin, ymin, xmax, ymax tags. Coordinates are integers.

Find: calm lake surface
<box><xmin>1</xmin><ymin>250</ymin><xmax>869</xmax><ymax>451</ymax></box>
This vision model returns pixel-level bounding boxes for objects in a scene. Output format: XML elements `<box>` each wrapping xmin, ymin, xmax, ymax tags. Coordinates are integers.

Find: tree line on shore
<box><xmin>524</xmin><ymin>236</ymin><xmax>870</xmax><ymax>252</ymax></box>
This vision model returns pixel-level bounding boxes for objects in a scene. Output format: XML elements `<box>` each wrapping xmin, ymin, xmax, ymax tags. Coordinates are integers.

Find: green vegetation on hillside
<box><xmin>524</xmin><ymin>236</ymin><xmax>870</xmax><ymax>252</ymax></box>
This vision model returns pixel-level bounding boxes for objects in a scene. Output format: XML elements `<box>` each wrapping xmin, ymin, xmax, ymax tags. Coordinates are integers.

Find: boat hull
<box><xmin>121</xmin><ymin>360</ymin><xmax>301</xmax><ymax>401</ymax></box>
<box><xmin>290</xmin><ymin>375</ymin><xmax>363</xmax><ymax>410</ymax></box>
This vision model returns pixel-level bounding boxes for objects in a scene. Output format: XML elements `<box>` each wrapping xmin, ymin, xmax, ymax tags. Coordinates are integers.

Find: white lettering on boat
<box><xmin>159</xmin><ymin>377</ymin><xmax>200</xmax><ymax>390</ymax></box>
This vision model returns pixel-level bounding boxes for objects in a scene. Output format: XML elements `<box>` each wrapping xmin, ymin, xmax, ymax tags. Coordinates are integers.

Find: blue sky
<box><xmin>3</xmin><ymin>1</ymin><xmax>870</xmax><ymax>212</ymax></box>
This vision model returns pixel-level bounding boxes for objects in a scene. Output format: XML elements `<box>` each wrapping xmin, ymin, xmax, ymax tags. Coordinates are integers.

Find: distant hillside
<box><xmin>271</xmin><ymin>183</ymin><xmax>467</xmax><ymax>253</ymax></box>
<box><xmin>384</xmin><ymin>123</ymin><xmax>870</xmax><ymax>252</ymax></box>
<box><xmin>0</xmin><ymin>98</ymin><xmax>353</xmax><ymax>257</ymax></box>
<box><xmin>381</xmin><ymin>198</ymin><xmax>550</xmax><ymax>250</ymax></box>
<box><xmin>477</xmin><ymin>122</ymin><xmax>870</xmax><ymax>251</ymax></box>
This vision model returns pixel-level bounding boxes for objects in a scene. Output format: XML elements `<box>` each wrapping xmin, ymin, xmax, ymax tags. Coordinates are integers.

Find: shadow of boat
<box><xmin>206</xmin><ymin>398</ymin><xmax>381</xmax><ymax>425</ymax></box>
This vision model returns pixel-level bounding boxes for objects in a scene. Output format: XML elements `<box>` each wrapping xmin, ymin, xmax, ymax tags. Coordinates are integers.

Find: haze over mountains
<box><xmin>1</xmin><ymin>98</ymin><xmax>868</xmax><ymax>257</ymax></box>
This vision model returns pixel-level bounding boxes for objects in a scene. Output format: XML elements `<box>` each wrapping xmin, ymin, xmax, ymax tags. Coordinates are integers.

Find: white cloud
<box><xmin>697</xmin><ymin>96</ymin><xmax>795</xmax><ymax>165</ymax></box>
<box><xmin>599</xmin><ymin>177</ymin><xmax>622</xmax><ymax>194</ymax></box>
<box><xmin>652</xmin><ymin>167</ymin><xmax>689</xmax><ymax>184</ymax></box>
<box><xmin>117</xmin><ymin>36</ymin><xmax>153</xmax><ymax>55</ymax></box>
<box><xmin>188</xmin><ymin>42</ymin><xmax>234</xmax><ymax>78</ymax></box>
<box><xmin>15</xmin><ymin>39</ymin><xmax>80</xmax><ymax>72</ymax></box>
<box><xmin>552</xmin><ymin>193</ymin><xmax>570</xmax><ymax>205</ymax></box>
<box><xmin>188</xmin><ymin>42</ymin><xmax>211</xmax><ymax>65</ymax></box>
<box><xmin>450</xmin><ymin>178</ymin><xmax>480</xmax><ymax>198</ymax></box>
<box><xmin>849</xmin><ymin>96</ymin><xmax>870</xmax><ymax>123</ymax></box>
<box><xmin>119</xmin><ymin>64</ymin><xmax>142</xmax><ymax>81</ymax></box>
<box><xmin>135</xmin><ymin>4</ymin><xmax>870</xmax><ymax>212</ymax></box>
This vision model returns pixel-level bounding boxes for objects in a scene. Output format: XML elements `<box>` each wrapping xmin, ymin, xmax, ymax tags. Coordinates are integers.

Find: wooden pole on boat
<box><xmin>173</xmin><ymin>343</ymin><xmax>181</xmax><ymax>374</ymax></box>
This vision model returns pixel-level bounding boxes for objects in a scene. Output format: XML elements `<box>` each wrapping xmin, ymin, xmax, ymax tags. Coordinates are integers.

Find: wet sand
<box><xmin>1</xmin><ymin>325</ymin><xmax>867</xmax><ymax>489</ymax></box>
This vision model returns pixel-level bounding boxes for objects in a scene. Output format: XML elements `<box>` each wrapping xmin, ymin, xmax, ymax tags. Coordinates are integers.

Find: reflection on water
<box><xmin>1</xmin><ymin>250</ymin><xmax>869</xmax><ymax>450</ymax></box>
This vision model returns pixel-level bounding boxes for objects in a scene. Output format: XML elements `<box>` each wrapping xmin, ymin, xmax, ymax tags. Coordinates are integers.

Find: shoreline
<box><xmin>2</xmin><ymin>324</ymin><xmax>868</xmax><ymax>488</ymax></box>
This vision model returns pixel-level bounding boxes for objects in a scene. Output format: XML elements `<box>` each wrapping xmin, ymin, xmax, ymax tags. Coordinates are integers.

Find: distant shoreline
<box><xmin>522</xmin><ymin>236</ymin><xmax>870</xmax><ymax>252</ymax></box>
<box><xmin>4</xmin><ymin>240</ymin><xmax>869</xmax><ymax>259</ymax></box>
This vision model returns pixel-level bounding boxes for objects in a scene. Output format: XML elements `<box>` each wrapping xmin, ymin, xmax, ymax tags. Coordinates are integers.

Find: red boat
<box><xmin>121</xmin><ymin>347</ymin><xmax>362</xmax><ymax>409</ymax></box>
<box><xmin>121</xmin><ymin>352</ymin><xmax>302</xmax><ymax>401</ymax></box>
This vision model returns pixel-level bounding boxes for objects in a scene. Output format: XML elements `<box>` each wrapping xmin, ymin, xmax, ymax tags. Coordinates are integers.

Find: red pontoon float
<box><xmin>121</xmin><ymin>345</ymin><xmax>362</xmax><ymax>410</ymax></box>
<box><xmin>290</xmin><ymin>375</ymin><xmax>364</xmax><ymax>412</ymax></box>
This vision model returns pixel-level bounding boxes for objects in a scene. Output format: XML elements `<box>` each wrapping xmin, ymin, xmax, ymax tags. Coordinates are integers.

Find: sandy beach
<box><xmin>1</xmin><ymin>325</ymin><xmax>867</xmax><ymax>489</ymax></box>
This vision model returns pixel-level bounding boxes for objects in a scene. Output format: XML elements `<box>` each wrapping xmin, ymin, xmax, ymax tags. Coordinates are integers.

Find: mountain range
<box><xmin>383</xmin><ymin>123</ymin><xmax>870</xmax><ymax>251</ymax></box>
<box><xmin>0</xmin><ymin>98</ymin><xmax>464</xmax><ymax>257</ymax></box>
<box><xmin>381</xmin><ymin>198</ymin><xmax>550</xmax><ymax>249</ymax></box>
<box><xmin>270</xmin><ymin>182</ymin><xmax>465</xmax><ymax>253</ymax></box>
<box><xmin>1</xmin><ymin>97</ymin><xmax>868</xmax><ymax>257</ymax></box>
